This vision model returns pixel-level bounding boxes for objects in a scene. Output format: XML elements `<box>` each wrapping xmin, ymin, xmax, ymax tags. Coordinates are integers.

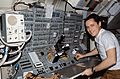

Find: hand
<box><xmin>80</xmin><ymin>68</ymin><xmax>93</xmax><ymax>76</ymax></box>
<box><xmin>75</xmin><ymin>53</ymin><xmax>84</xmax><ymax>60</ymax></box>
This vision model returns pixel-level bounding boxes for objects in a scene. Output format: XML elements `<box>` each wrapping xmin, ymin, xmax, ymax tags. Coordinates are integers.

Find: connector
<box><xmin>15</xmin><ymin>63</ymin><xmax>19</xmax><ymax>70</ymax></box>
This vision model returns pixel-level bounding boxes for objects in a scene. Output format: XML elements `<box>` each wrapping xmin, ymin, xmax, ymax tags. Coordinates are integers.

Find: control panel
<box><xmin>13</xmin><ymin>7</ymin><xmax>88</xmax><ymax>79</ymax></box>
<box><xmin>0</xmin><ymin>7</ymin><xmax>88</xmax><ymax>79</ymax></box>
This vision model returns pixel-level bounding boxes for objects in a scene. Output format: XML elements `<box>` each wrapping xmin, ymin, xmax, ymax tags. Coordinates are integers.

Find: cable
<box><xmin>25</xmin><ymin>30</ymin><xmax>32</xmax><ymax>42</ymax></box>
<box><xmin>13</xmin><ymin>1</ymin><xmax>33</xmax><ymax>11</ymax></box>
<box><xmin>62</xmin><ymin>1</ymin><xmax>67</xmax><ymax>34</ymax></box>
<box><xmin>63</xmin><ymin>0</ymin><xmax>90</xmax><ymax>11</ymax></box>
<box><xmin>0</xmin><ymin>30</ymin><xmax>32</xmax><ymax>66</ymax></box>
<box><xmin>0</xmin><ymin>44</ymin><xmax>5</xmax><ymax>49</ymax></box>
<box><xmin>0</xmin><ymin>47</ymin><xmax>9</xmax><ymax>66</ymax></box>
<box><xmin>9</xmin><ymin>42</ymin><xmax>25</xmax><ymax>55</ymax></box>
<box><xmin>3</xmin><ymin>51</ymin><xmax>22</xmax><ymax>65</ymax></box>
<box><xmin>10</xmin><ymin>64</ymin><xmax>19</xmax><ymax>79</ymax></box>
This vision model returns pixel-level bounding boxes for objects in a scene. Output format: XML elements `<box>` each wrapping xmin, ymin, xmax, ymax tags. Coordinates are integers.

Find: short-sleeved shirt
<box><xmin>95</xmin><ymin>29</ymin><xmax>120</xmax><ymax>70</ymax></box>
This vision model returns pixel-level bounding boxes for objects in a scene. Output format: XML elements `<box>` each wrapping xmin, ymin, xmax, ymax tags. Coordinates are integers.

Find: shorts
<box><xmin>100</xmin><ymin>69</ymin><xmax>120</xmax><ymax>79</ymax></box>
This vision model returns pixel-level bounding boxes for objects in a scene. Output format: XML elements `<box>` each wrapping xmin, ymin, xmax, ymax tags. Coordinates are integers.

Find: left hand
<box><xmin>80</xmin><ymin>68</ymin><xmax>93</xmax><ymax>76</ymax></box>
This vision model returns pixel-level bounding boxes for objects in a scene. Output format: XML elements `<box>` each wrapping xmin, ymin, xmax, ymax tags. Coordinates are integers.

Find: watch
<box><xmin>91</xmin><ymin>67</ymin><xmax>95</xmax><ymax>73</ymax></box>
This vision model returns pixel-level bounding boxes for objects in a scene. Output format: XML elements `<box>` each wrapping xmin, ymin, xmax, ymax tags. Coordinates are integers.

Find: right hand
<box><xmin>75</xmin><ymin>53</ymin><xmax>84</xmax><ymax>60</ymax></box>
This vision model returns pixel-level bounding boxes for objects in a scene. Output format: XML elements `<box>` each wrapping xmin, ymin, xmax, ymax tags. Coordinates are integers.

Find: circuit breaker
<box><xmin>1</xmin><ymin>13</ymin><xmax>26</xmax><ymax>43</ymax></box>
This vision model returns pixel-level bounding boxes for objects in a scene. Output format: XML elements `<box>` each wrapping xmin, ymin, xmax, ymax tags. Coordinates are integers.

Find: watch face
<box><xmin>92</xmin><ymin>67</ymin><xmax>95</xmax><ymax>73</ymax></box>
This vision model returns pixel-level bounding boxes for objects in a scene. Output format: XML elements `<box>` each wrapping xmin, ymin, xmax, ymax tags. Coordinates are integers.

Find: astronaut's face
<box><xmin>85</xmin><ymin>18</ymin><xmax>101</xmax><ymax>37</ymax></box>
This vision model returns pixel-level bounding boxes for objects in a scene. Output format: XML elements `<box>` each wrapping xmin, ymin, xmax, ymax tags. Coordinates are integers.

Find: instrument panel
<box><xmin>0</xmin><ymin>7</ymin><xmax>88</xmax><ymax>79</ymax></box>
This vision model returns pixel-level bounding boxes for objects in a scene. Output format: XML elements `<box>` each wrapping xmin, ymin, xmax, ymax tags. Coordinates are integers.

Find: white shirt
<box><xmin>95</xmin><ymin>29</ymin><xmax>120</xmax><ymax>70</ymax></box>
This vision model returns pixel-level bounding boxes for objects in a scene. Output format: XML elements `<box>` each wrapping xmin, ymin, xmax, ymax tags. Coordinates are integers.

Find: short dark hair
<box><xmin>84</xmin><ymin>13</ymin><xmax>101</xmax><ymax>25</ymax></box>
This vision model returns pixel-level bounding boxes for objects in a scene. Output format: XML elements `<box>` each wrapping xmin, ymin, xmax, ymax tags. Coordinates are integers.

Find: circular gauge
<box><xmin>8</xmin><ymin>15</ymin><xmax>17</xmax><ymax>26</ymax></box>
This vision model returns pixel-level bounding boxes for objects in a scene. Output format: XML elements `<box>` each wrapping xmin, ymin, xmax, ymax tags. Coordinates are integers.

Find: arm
<box><xmin>81</xmin><ymin>48</ymin><xmax>116</xmax><ymax>76</ymax></box>
<box><xmin>75</xmin><ymin>48</ymin><xmax>98</xmax><ymax>60</ymax></box>
<box><xmin>83</xmin><ymin>48</ymin><xmax>98</xmax><ymax>57</ymax></box>
<box><xmin>93</xmin><ymin>48</ymin><xmax>116</xmax><ymax>72</ymax></box>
